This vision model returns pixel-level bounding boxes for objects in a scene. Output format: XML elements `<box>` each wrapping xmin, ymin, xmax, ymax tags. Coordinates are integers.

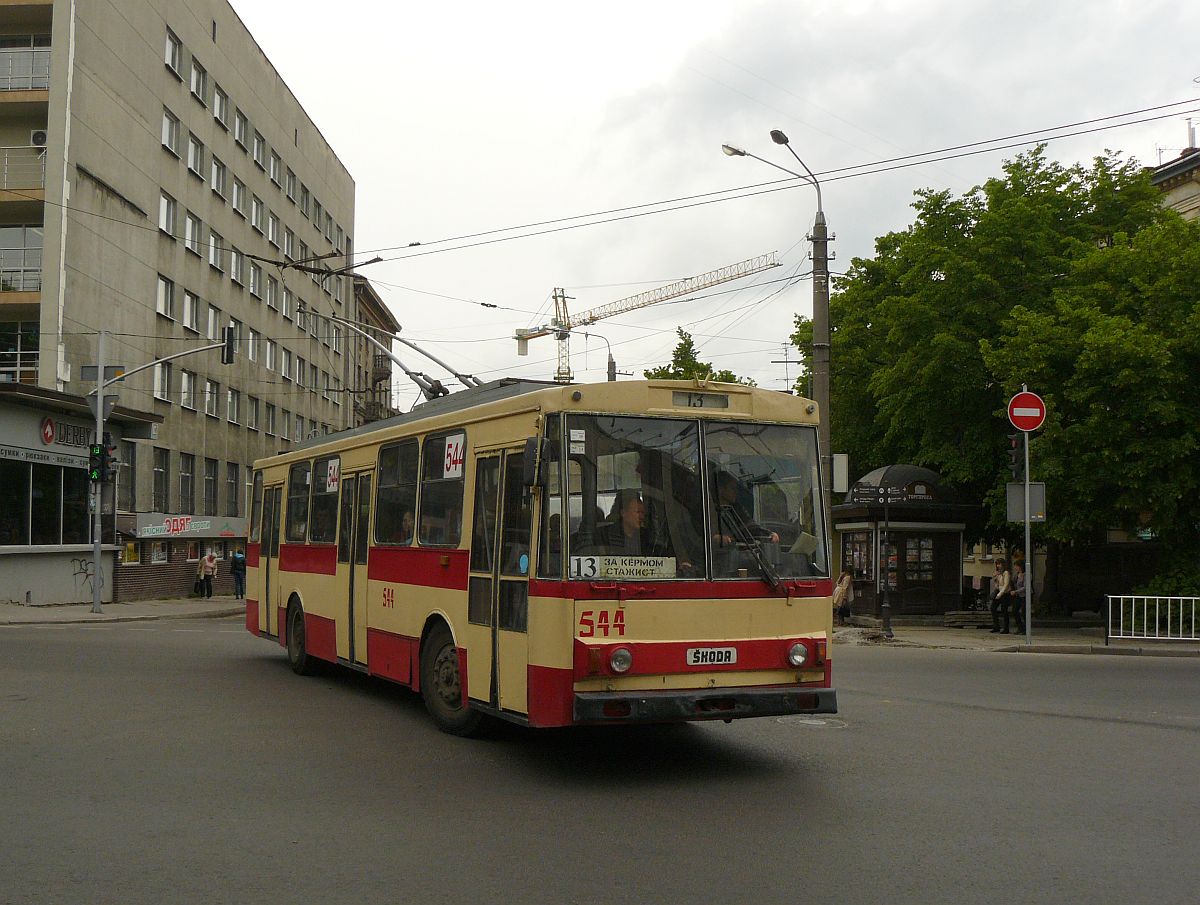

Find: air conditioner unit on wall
<box><xmin>31</xmin><ymin>129</ymin><xmax>48</xmax><ymax>147</ymax></box>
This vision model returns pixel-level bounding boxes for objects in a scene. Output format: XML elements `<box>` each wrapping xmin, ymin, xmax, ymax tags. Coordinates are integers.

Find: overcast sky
<box><xmin>232</xmin><ymin>0</ymin><xmax>1199</xmax><ymax>408</ymax></box>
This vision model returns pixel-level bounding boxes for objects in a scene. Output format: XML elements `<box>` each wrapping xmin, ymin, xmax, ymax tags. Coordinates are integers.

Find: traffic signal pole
<box><xmin>1023</xmin><ymin>406</ymin><xmax>1032</xmax><ymax>648</ymax></box>
<box><xmin>90</xmin><ymin>330</ymin><xmax>105</xmax><ymax>613</ymax></box>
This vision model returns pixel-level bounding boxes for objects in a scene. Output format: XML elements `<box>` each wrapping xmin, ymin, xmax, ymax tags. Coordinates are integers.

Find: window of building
<box><xmin>151</xmin><ymin>541</ymin><xmax>168</xmax><ymax>564</ymax></box>
<box><xmin>187</xmin><ymin>134</ymin><xmax>204</xmax><ymax>178</ymax></box>
<box><xmin>247</xmin><ymin>327</ymin><xmax>259</xmax><ymax>362</ymax></box>
<box><xmin>264</xmin><ymin>274</ymin><xmax>276</xmax><ymax>308</ymax></box>
<box><xmin>180</xmin><ymin>369</ymin><xmax>196</xmax><ymax>409</ymax></box>
<box><xmin>331</xmin><ymin>376</ymin><xmax>340</xmax><ymax>405</ymax></box>
<box><xmin>123</xmin><ymin>542</ymin><xmax>141</xmax><ymax>564</ymax></box>
<box><xmin>232</xmin><ymin>178</ymin><xmax>247</xmax><ymax>217</ymax></box>
<box><xmin>309</xmin><ymin>363</ymin><xmax>318</xmax><ymax>391</ymax></box>
<box><xmin>226</xmin><ymin>387</ymin><xmax>240</xmax><ymax>424</ymax></box>
<box><xmin>324</xmin><ymin>211</ymin><xmax>334</xmax><ymax>242</ymax></box>
<box><xmin>207</xmin><ymin>304</ymin><xmax>221</xmax><ymax>341</ymax></box>
<box><xmin>179</xmin><ymin>453</ymin><xmax>195</xmax><ymax>512</ymax></box>
<box><xmin>331</xmin><ymin>325</ymin><xmax>342</xmax><ymax>354</ymax></box>
<box><xmin>190</xmin><ymin>59</ymin><xmax>207</xmax><ymax>104</ymax></box>
<box><xmin>294</xmin><ymin>413</ymin><xmax>304</xmax><ymax>440</ymax></box>
<box><xmin>208</xmin><ymin>231</ymin><xmax>224</xmax><ymax>271</ymax></box>
<box><xmin>252</xmin><ymin>131</ymin><xmax>266</xmax><ymax>169</ymax></box>
<box><xmin>295</xmin><ymin>301</ymin><xmax>307</xmax><ymax>332</ymax></box>
<box><xmin>153</xmin><ymin>447</ymin><xmax>169</xmax><ymax>512</ymax></box>
<box><xmin>251</xmin><ymin>194</ymin><xmax>264</xmax><ymax>233</ymax></box>
<box><xmin>249</xmin><ymin>262</ymin><xmax>262</xmax><ymax>298</ymax></box>
<box><xmin>164</xmin><ymin>29</ymin><xmax>182</xmax><ymax>75</ymax></box>
<box><xmin>153</xmin><ymin>361</ymin><xmax>172</xmax><ymax>402</ymax></box>
<box><xmin>281</xmin><ymin>409</ymin><xmax>290</xmax><ymax>440</ymax></box>
<box><xmin>181</xmin><ymin>290</ymin><xmax>200</xmax><ymax>331</ymax></box>
<box><xmin>297</xmin><ymin>240</ymin><xmax>309</xmax><ymax>268</ymax></box>
<box><xmin>184</xmin><ymin>212</ymin><xmax>202</xmax><ymax>255</ymax></box>
<box><xmin>282</xmin><ymin>287</ymin><xmax>293</xmax><ymax>321</ymax></box>
<box><xmin>213</xmin><ymin>84</ymin><xmax>229</xmax><ymax>128</ymax></box>
<box><xmin>286</xmin><ymin>168</ymin><xmax>296</xmax><ymax>201</ymax></box>
<box><xmin>265</xmin><ymin>339</ymin><xmax>277</xmax><ymax>372</ymax></box>
<box><xmin>281</xmin><ymin>348</ymin><xmax>292</xmax><ymax>381</ymax></box>
<box><xmin>233</xmin><ymin>109</ymin><xmax>248</xmax><ymax>148</ymax></box>
<box><xmin>299</xmin><ymin>185</ymin><xmax>309</xmax><ymax>218</ymax></box>
<box><xmin>269</xmin><ymin>151</ymin><xmax>282</xmax><ymax>186</ymax></box>
<box><xmin>283</xmin><ymin>227</ymin><xmax>295</xmax><ymax>261</ymax></box>
<box><xmin>321</xmin><ymin>370</ymin><xmax>329</xmax><ymax>399</ymax></box>
<box><xmin>158</xmin><ymin>191</ymin><xmax>177</xmax><ymax>235</ymax></box>
<box><xmin>335</xmin><ymin>225</ymin><xmax>343</xmax><ymax>254</ymax></box>
<box><xmin>7</xmin><ymin>462</ymin><xmax>89</xmax><ymax>546</ymax></box>
<box><xmin>161</xmin><ymin>108</ymin><xmax>180</xmax><ymax>155</ymax></box>
<box><xmin>265</xmin><ymin>404</ymin><xmax>276</xmax><ymax>436</ymax></box>
<box><xmin>0</xmin><ymin>227</ymin><xmax>43</xmax><ymax>294</ymax></box>
<box><xmin>267</xmin><ymin>211</ymin><xmax>280</xmax><ymax>248</ymax></box>
<box><xmin>203</xmin><ymin>458</ymin><xmax>218</xmax><ymax>516</ymax></box>
<box><xmin>210</xmin><ymin>157</ymin><xmax>227</xmax><ymax>197</ymax></box>
<box><xmin>117</xmin><ymin>441</ymin><xmax>136</xmax><ymax>512</ymax></box>
<box><xmin>204</xmin><ymin>379</ymin><xmax>220</xmax><ymax>417</ymax></box>
<box><xmin>225</xmin><ymin>463</ymin><xmax>240</xmax><ymax>517</ymax></box>
<box><xmin>247</xmin><ymin>395</ymin><xmax>259</xmax><ymax>431</ymax></box>
<box><xmin>296</xmin><ymin>356</ymin><xmax>306</xmax><ymax>388</ymax></box>
<box><xmin>155</xmin><ymin>274</ymin><xmax>174</xmax><ymax>318</ymax></box>
<box><xmin>230</xmin><ymin>247</ymin><xmax>244</xmax><ymax>286</ymax></box>
<box><xmin>312</xmin><ymin>198</ymin><xmax>323</xmax><ymax>233</ymax></box>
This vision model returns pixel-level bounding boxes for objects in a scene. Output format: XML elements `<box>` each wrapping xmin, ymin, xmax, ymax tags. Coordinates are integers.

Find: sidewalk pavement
<box><xmin>0</xmin><ymin>595</ymin><xmax>244</xmax><ymax>625</ymax></box>
<box><xmin>835</xmin><ymin>624</ymin><xmax>1200</xmax><ymax>658</ymax></box>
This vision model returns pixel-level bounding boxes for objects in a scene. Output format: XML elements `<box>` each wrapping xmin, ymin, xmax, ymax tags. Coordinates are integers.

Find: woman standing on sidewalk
<box><xmin>832</xmin><ymin>570</ymin><xmax>854</xmax><ymax>626</ymax></box>
<box><xmin>1010</xmin><ymin>562</ymin><xmax>1026</xmax><ymax>633</ymax></box>
<box><xmin>989</xmin><ymin>558</ymin><xmax>1012</xmax><ymax>634</ymax></box>
<box><xmin>199</xmin><ymin>549</ymin><xmax>218</xmax><ymax>599</ymax></box>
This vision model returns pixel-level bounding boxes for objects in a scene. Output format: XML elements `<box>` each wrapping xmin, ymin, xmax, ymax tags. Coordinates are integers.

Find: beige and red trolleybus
<box><xmin>246</xmin><ymin>378</ymin><xmax>837</xmax><ymax>734</ymax></box>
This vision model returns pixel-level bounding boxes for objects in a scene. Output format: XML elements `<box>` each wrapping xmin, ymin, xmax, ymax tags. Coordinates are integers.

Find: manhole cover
<box><xmin>776</xmin><ymin>716</ymin><xmax>848</xmax><ymax>729</ymax></box>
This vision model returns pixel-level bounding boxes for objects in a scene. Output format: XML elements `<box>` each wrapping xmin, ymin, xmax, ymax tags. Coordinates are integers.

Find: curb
<box><xmin>995</xmin><ymin>644</ymin><xmax>1200</xmax><ymax>658</ymax></box>
<box><xmin>0</xmin><ymin>606</ymin><xmax>243</xmax><ymax>626</ymax></box>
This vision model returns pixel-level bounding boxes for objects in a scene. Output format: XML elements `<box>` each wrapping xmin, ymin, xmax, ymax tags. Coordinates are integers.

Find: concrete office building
<box><xmin>1</xmin><ymin>0</ymin><xmax>363</xmax><ymax>601</ymax></box>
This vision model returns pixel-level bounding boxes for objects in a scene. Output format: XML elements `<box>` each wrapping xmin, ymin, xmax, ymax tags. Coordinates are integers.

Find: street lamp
<box><xmin>723</xmin><ymin>132</ymin><xmax>832</xmax><ymax>537</ymax></box>
<box><xmin>579</xmin><ymin>331</ymin><xmax>618</xmax><ymax>381</ymax></box>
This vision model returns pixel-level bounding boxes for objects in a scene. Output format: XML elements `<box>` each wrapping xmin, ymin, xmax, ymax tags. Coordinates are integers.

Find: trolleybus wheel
<box><xmin>420</xmin><ymin>624</ymin><xmax>482</xmax><ymax>736</ymax></box>
<box><xmin>287</xmin><ymin>603</ymin><xmax>318</xmax><ymax>676</ymax></box>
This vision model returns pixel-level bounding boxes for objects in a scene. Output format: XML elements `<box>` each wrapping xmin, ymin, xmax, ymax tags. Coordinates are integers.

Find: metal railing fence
<box><xmin>0</xmin><ymin>49</ymin><xmax>50</xmax><ymax>90</ymax></box>
<box><xmin>0</xmin><ymin>146</ymin><xmax>47</xmax><ymax>190</ymax></box>
<box><xmin>1106</xmin><ymin>596</ymin><xmax>1199</xmax><ymax>644</ymax></box>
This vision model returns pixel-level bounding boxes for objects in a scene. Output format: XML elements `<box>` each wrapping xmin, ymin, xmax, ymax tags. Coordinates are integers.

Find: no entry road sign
<box><xmin>1008</xmin><ymin>391</ymin><xmax>1046</xmax><ymax>432</ymax></box>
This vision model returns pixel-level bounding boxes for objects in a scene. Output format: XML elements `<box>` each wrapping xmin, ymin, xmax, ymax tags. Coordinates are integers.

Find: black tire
<box><xmin>420</xmin><ymin>623</ymin><xmax>482</xmax><ymax>736</ymax></box>
<box><xmin>287</xmin><ymin>602</ymin><xmax>319</xmax><ymax>676</ymax></box>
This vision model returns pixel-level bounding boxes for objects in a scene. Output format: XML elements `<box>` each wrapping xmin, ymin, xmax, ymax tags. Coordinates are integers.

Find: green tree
<box><xmin>794</xmin><ymin>147</ymin><xmax>1200</xmax><ymax>567</ymax></box>
<box><xmin>644</xmin><ymin>328</ymin><xmax>754</xmax><ymax>385</ymax></box>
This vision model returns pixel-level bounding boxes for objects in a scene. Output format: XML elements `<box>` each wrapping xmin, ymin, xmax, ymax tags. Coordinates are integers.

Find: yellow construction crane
<box><xmin>514</xmin><ymin>253</ymin><xmax>780</xmax><ymax>383</ymax></box>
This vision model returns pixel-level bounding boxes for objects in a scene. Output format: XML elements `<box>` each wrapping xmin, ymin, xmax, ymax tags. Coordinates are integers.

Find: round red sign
<box><xmin>40</xmin><ymin>416</ymin><xmax>56</xmax><ymax>445</ymax></box>
<box><xmin>1008</xmin><ymin>391</ymin><xmax>1046</xmax><ymax>432</ymax></box>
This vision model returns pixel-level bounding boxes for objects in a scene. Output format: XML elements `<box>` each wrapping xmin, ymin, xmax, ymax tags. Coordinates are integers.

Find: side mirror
<box><xmin>523</xmin><ymin>437</ymin><xmax>548</xmax><ymax>488</ymax></box>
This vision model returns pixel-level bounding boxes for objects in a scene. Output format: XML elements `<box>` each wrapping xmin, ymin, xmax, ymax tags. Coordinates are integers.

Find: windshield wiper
<box><xmin>718</xmin><ymin>504</ymin><xmax>783</xmax><ymax>592</ymax></box>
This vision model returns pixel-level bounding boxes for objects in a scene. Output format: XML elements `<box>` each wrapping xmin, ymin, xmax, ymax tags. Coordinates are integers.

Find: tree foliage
<box><xmin>793</xmin><ymin>147</ymin><xmax>1200</xmax><ymax>559</ymax></box>
<box><xmin>644</xmin><ymin>328</ymin><xmax>754</xmax><ymax>385</ymax></box>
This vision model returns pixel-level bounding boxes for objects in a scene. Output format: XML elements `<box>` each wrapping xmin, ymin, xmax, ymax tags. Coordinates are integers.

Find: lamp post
<box><xmin>722</xmin><ymin>133</ymin><xmax>832</xmax><ymax>527</ymax></box>
<box><xmin>580</xmin><ymin>331</ymin><xmax>618</xmax><ymax>381</ymax></box>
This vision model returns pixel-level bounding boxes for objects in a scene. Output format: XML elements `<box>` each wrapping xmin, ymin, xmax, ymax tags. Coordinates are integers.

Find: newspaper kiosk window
<box><xmin>419</xmin><ymin>432</ymin><xmax>465</xmax><ymax>546</ymax></box>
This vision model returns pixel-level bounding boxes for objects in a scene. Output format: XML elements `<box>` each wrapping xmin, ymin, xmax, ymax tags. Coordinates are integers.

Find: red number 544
<box><xmin>578</xmin><ymin>609</ymin><xmax>625</xmax><ymax>638</ymax></box>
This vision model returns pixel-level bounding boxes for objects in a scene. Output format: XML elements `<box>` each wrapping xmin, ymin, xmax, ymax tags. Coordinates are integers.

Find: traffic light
<box><xmin>1007</xmin><ymin>432</ymin><xmax>1024</xmax><ymax>481</ymax></box>
<box><xmin>221</xmin><ymin>324</ymin><xmax>237</xmax><ymax>365</ymax></box>
<box><xmin>88</xmin><ymin>443</ymin><xmax>104</xmax><ymax>483</ymax></box>
<box><xmin>101</xmin><ymin>432</ymin><xmax>117</xmax><ymax>482</ymax></box>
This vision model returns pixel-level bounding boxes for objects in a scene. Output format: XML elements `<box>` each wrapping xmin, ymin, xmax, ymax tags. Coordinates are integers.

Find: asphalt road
<box><xmin>2</xmin><ymin>620</ymin><xmax>1197</xmax><ymax>905</ymax></box>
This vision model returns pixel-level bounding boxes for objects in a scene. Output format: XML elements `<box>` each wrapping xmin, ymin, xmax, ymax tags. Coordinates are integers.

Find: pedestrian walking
<box><xmin>199</xmin><ymin>548</ymin><xmax>218</xmax><ymax>599</ymax></box>
<box><xmin>1011</xmin><ymin>561</ymin><xmax>1026</xmax><ymax>633</ymax></box>
<box><xmin>229</xmin><ymin>545</ymin><xmax>247</xmax><ymax>600</ymax></box>
<box><xmin>989</xmin><ymin>558</ymin><xmax>1011</xmax><ymax>634</ymax></box>
<box><xmin>832</xmin><ymin>570</ymin><xmax>854</xmax><ymax>626</ymax></box>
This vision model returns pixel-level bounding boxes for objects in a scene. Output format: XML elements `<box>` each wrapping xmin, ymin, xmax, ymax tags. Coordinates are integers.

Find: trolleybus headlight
<box><xmin>609</xmin><ymin>647</ymin><xmax>633</xmax><ymax>674</ymax></box>
<box><xmin>787</xmin><ymin>642</ymin><xmax>809</xmax><ymax>668</ymax></box>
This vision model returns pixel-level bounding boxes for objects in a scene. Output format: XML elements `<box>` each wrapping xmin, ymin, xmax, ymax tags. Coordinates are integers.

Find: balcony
<box><xmin>371</xmin><ymin>353</ymin><xmax>392</xmax><ymax>384</ymax></box>
<box><xmin>0</xmin><ymin>45</ymin><xmax>50</xmax><ymax>95</ymax></box>
<box><xmin>0</xmin><ymin>225</ymin><xmax>43</xmax><ymax>295</ymax></box>
<box><xmin>0</xmin><ymin>320</ymin><xmax>38</xmax><ymax>384</ymax></box>
<box><xmin>0</xmin><ymin>145</ymin><xmax>46</xmax><ymax>192</ymax></box>
<box><xmin>363</xmin><ymin>399</ymin><xmax>397</xmax><ymax>423</ymax></box>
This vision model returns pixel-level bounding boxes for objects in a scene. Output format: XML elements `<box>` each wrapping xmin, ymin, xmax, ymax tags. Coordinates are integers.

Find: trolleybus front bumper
<box><xmin>573</xmin><ymin>686</ymin><xmax>837</xmax><ymax>724</ymax></box>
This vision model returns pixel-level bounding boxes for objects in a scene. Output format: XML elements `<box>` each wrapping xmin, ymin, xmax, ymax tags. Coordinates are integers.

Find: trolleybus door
<box><xmin>336</xmin><ymin>472</ymin><xmax>372</xmax><ymax>665</ymax></box>
<box><xmin>261</xmin><ymin>485</ymin><xmax>283</xmax><ymax>636</ymax></box>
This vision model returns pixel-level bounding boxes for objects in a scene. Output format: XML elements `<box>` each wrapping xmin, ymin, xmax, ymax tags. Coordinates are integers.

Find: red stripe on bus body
<box><xmin>527</xmin><ymin>665</ymin><xmax>575</xmax><ymax>728</ymax></box>
<box><xmin>245</xmin><ymin>600</ymin><xmax>259</xmax><ymax>635</ymax></box>
<box><xmin>366</xmin><ymin>628</ymin><xmax>416</xmax><ymax>687</ymax></box>
<box><xmin>279</xmin><ymin>543</ymin><xmax>338</xmax><ymax>576</ymax></box>
<box><xmin>367</xmin><ymin>547</ymin><xmax>469</xmax><ymax>590</ymax></box>
<box><xmin>572</xmin><ymin>637</ymin><xmax>818</xmax><ymax>679</ymax></box>
<box><xmin>528</xmin><ymin>578</ymin><xmax>832</xmax><ymax>601</ymax></box>
<box><xmin>246</xmin><ymin>543</ymin><xmax>260</xmax><ymax>568</ymax></box>
<box><xmin>305</xmin><ymin>612</ymin><xmax>338</xmax><ymax>663</ymax></box>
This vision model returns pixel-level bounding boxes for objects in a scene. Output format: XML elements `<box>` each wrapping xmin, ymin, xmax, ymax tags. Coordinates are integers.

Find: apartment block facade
<box><xmin>1</xmin><ymin>0</ymin><xmax>364</xmax><ymax>601</ymax></box>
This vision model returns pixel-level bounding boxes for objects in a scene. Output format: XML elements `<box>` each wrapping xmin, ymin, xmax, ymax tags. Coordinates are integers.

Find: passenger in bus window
<box><xmin>400</xmin><ymin>511</ymin><xmax>413</xmax><ymax>543</ymax></box>
<box><xmin>713</xmin><ymin>471</ymin><xmax>780</xmax><ymax>545</ymax></box>
<box><xmin>595</xmin><ymin>489</ymin><xmax>647</xmax><ymax>555</ymax></box>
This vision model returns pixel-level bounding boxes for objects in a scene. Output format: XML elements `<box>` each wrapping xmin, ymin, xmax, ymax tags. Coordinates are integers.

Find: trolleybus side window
<box><xmin>285</xmin><ymin>462</ymin><xmax>311</xmax><ymax>542</ymax></box>
<box><xmin>310</xmin><ymin>455</ymin><xmax>340</xmax><ymax>544</ymax></box>
<box><xmin>249</xmin><ymin>471</ymin><xmax>264</xmax><ymax>543</ymax></box>
<box><xmin>537</xmin><ymin>414</ymin><xmax>563</xmax><ymax>578</ymax></box>
<box><xmin>374</xmin><ymin>439</ymin><xmax>418</xmax><ymax>545</ymax></box>
<box><xmin>419</xmin><ymin>431</ymin><xmax>465</xmax><ymax>546</ymax></box>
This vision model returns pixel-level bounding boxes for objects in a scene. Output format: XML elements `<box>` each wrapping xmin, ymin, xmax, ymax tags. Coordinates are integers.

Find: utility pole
<box><xmin>90</xmin><ymin>330</ymin><xmax>105</xmax><ymax>614</ymax></box>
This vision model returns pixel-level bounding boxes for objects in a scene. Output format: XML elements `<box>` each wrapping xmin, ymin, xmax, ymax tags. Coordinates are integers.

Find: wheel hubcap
<box><xmin>433</xmin><ymin>645</ymin><xmax>460</xmax><ymax>709</ymax></box>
